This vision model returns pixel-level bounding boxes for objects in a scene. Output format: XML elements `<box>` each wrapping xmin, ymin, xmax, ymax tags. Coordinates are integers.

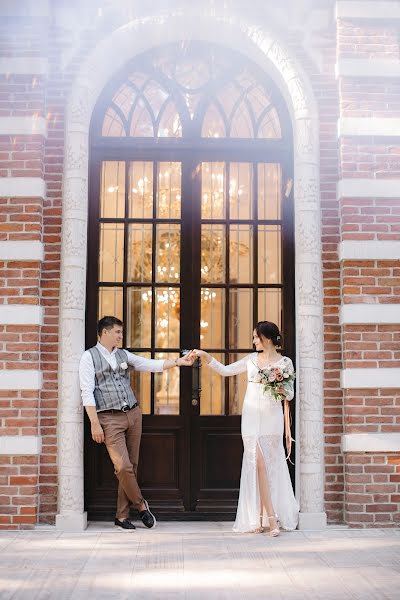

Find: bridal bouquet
<box><xmin>259</xmin><ymin>365</ymin><xmax>296</xmax><ymax>401</ymax></box>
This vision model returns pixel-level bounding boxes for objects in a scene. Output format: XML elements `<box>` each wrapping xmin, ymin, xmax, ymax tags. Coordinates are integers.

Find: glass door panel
<box><xmin>98</xmin><ymin>160</ymin><xmax>182</xmax><ymax>416</ymax></box>
<box><xmin>199</xmin><ymin>161</ymin><xmax>284</xmax><ymax>416</ymax></box>
<box><xmin>157</xmin><ymin>162</ymin><xmax>182</xmax><ymax>218</ymax></box>
<box><xmin>201</xmin><ymin>224</ymin><xmax>225</xmax><ymax>283</ymax></box>
<box><xmin>201</xmin><ymin>162</ymin><xmax>226</xmax><ymax>219</ymax></box>
<box><xmin>258</xmin><ymin>163</ymin><xmax>281</xmax><ymax>220</ymax></box>
<box><xmin>155</xmin><ymin>352</ymin><xmax>180</xmax><ymax>415</ymax></box>
<box><xmin>229</xmin><ymin>225</ymin><xmax>253</xmax><ymax>283</ymax></box>
<box><xmin>201</xmin><ymin>352</ymin><xmax>225</xmax><ymax>416</ymax></box>
<box><xmin>126</xmin><ymin>288</ymin><xmax>152</xmax><ymax>347</ymax></box>
<box><xmin>99</xmin><ymin>223</ymin><xmax>124</xmax><ymax>282</ymax></box>
<box><xmin>98</xmin><ymin>286</ymin><xmax>123</xmax><ymax>323</ymax></box>
<box><xmin>130</xmin><ymin>353</ymin><xmax>151</xmax><ymax>414</ymax></box>
<box><xmin>127</xmin><ymin>224</ymin><xmax>153</xmax><ymax>282</ymax></box>
<box><xmin>101</xmin><ymin>161</ymin><xmax>125</xmax><ymax>219</ymax></box>
<box><xmin>129</xmin><ymin>161</ymin><xmax>153</xmax><ymax>219</ymax></box>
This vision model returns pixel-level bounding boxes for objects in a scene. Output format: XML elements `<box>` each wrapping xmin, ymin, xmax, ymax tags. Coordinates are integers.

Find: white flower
<box><xmin>120</xmin><ymin>362</ymin><xmax>128</xmax><ymax>370</ymax></box>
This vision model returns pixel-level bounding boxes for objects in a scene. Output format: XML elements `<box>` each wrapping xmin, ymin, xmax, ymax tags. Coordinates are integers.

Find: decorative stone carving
<box><xmin>300</xmin><ymin>420</ymin><xmax>324</xmax><ymax>464</ymax></box>
<box><xmin>297</xmin><ymin>211</ymin><xmax>321</xmax><ymax>256</ymax></box>
<box><xmin>268</xmin><ymin>42</ymin><xmax>298</xmax><ymax>82</ymax></box>
<box><xmin>298</xmin><ymin>263</ymin><xmax>320</xmax><ymax>306</ymax></box>
<box><xmin>65</xmin><ymin>136</ymin><xmax>88</xmax><ymax>172</ymax></box>
<box><xmin>68</xmin><ymin>87</ymin><xmax>90</xmax><ymax>128</ymax></box>
<box><xmin>300</xmin><ymin>472</ymin><xmax>324</xmax><ymax>514</ymax></box>
<box><xmin>62</xmin><ymin>269</ymin><xmax>85</xmax><ymax>310</ymax></box>
<box><xmin>58</xmin><ymin>474</ymin><xmax>84</xmax><ymax>513</ymax></box>
<box><xmin>63</xmin><ymin>218</ymin><xmax>87</xmax><ymax>259</ymax></box>
<box><xmin>60</xmin><ymin>318</ymin><xmax>85</xmax><ymax>363</ymax></box>
<box><xmin>298</xmin><ymin>315</ymin><xmax>323</xmax><ymax>360</ymax></box>
<box><xmin>298</xmin><ymin>367</ymin><xmax>321</xmax><ymax>412</ymax></box>
<box><xmin>63</xmin><ymin>177</ymin><xmax>87</xmax><ymax>213</ymax></box>
<box><xmin>287</xmin><ymin>77</ymin><xmax>308</xmax><ymax>114</ymax></box>
<box><xmin>295</xmin><ymin>175</ymin><xmax>319</xmax><ymax>209</ymax></box>
<box><xmin>296</xmin><ymin>119</ymin><xmax>316</xmax><ymax>156</ymax></box>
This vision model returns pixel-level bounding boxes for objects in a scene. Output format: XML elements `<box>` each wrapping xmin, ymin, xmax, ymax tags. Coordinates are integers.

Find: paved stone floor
<box><xmin>0</xmin><ymin>522</ymin><xmax>400</xmax><ymax>599</ymax></box>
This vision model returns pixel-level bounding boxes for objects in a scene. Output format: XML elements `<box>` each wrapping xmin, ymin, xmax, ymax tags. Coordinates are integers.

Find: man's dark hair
<box><xmin>97</xmin><ymin>316</ymin><xmax>123</xmax><ymax>337</ymax></box>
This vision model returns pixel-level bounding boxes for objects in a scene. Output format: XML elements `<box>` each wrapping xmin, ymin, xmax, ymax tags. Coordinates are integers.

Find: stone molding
<box><xmin>342</xmin><ymin>433</ymin><xmax>400</xmax><ymax>453</ymax></box>
<box><xmin>0</xmin><ymin>304</ymin><xmax>43</xmax><ymax>325</ymax></box>
<box><xmin>0</xmin><ymin>240</ymin><xmax>44</xmax><ymax>261</ymax></box>
<box><xmin>336</xmin><ymin>1</ymin><xmax>400</xmax><ymax>20</ymax></box>
<box><xmin>0</xmin><ymin>116</ymin><xmax>47</xmax><ymax>137</ymax></box>
<box><xmin>0</xmin><ymin>177</ymin><xmax>46</xmax><ymax>199</ymax></box>
<box><xmin>341</xmin><ymin>369</ymin><xmax>400</xmax><ymax>389</ymax></box>
<box><xmin>337</xmin><ymin>178</ymin><xmax>400</xmax><ymax>199</ymax></box>
<box><xmin>0</xmin><ymin>57</ymin><xmax>48</xmax><ymax>75</ymax></box>
<box><xmin>60</xmin><ymin>10</ymin><xmax>326</xmax><ymax>530</ymax></box>
<box><xmin>340</xmin><ymin>304</ymin><xmax>400</xmax><ymax>325</ymax></box>
<box><xmin>336</xmin><ymin>59</ymin><xmax>400</xmax><ymax>79</ymax></box>
<box><xmin>339</xmin><ymin>240</ymin><xmax>400</xmax><ymax>261</ymax></box>
<box><xmin>338</xmin><ymin>117</ymin><xmax>400</xmax><ymax>138</ymax></box>
<box><xmin>0</xmin><ymin>370</ymin><xmax>42</xmax><ymax>390</ymax></box>
<box><xmin>0</xmin><ymin>436</ymin><xmax>42</xmax><ymax>455</ymax></box>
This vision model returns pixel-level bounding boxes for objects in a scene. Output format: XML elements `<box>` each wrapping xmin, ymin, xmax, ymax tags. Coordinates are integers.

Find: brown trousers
<box><xmin>98</xmin><ymin>406</ymin><xmax>144</xmax><ymax>519</ymax></box>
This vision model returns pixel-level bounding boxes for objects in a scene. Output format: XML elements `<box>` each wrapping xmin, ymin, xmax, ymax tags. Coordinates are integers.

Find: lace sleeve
<box><xmin>282</xmin><ymin>357</ymin><xmax>295</xmax><ymax>401</ymax></box>
<box><xmin>207</xmin><ymin>355</ymin><xmax>249</xmax><ymax>377</ymax></box>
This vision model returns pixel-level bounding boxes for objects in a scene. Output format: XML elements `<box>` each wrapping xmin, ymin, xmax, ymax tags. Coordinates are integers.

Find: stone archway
<box><xmin>57</xmin><ymin>10</ymin><xmax>326</xmax><ymax>530</ymax></box>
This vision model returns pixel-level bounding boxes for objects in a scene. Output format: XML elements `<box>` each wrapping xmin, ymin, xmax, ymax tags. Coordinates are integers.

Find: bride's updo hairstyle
<box><xmin>255</xmin><ymin>321</ymin><xmax>282</xmax><ymax>351</ymax></box>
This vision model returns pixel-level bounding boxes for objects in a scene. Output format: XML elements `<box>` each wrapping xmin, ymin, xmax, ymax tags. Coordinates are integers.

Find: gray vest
<box><xmin>88</xmin><ymin>347</ymin><xmax>137</xmax><ymax>412</ymax></box>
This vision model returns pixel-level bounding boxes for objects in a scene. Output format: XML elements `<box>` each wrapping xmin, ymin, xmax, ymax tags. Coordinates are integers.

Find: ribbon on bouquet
<box><xmin>284</xmin><ymin>398</ymin><xmax>295</xmax><ymax>465</ymax></box>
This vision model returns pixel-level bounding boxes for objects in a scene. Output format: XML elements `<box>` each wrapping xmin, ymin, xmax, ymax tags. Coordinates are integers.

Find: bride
<box><xmin>194</xmin><ymin>321</ymin><xmax>299</xmax><ymax>536</ymax></box>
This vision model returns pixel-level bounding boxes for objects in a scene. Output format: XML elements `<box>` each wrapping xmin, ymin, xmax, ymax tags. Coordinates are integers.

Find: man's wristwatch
<box><xmin>174</xmin><ymin>357</ymin><xmax>179</xmax><ymax>366</ymax></box>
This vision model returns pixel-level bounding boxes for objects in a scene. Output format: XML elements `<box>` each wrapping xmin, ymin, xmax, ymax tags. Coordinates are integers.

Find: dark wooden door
<box><xmin>84</xmin><ymin>153</ymin><xmax>294</xmax><ymax>520</ymax></box>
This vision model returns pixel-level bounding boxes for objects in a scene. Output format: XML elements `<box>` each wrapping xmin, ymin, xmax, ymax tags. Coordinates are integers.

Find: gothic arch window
<box><xmin>92</xmin><ymin>43</ymin><xmax>287</xmax><ymax>141</ymax></box>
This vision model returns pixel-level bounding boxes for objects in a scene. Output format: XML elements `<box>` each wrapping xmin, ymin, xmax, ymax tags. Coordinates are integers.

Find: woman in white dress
<box><xmin>194</xmin><ymin>321</ymin><xmax>299</xmax><ymax>536</ymax></box>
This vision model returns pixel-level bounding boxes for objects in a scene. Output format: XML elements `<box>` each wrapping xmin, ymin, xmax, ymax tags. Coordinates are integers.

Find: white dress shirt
<box><xmin>79</xmin><ymin>342</ymin><xmax>165</xmax><ymax>407</ymax></box>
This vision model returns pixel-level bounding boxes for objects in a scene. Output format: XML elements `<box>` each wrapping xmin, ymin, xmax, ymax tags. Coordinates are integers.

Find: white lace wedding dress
<box><xmin>208</xmin><ymin>353</ymin><xmax>299</xmax><ymax>532</ymax></box>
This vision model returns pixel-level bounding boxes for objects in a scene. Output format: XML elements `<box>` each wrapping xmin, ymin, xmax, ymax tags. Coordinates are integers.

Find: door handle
<box><xmin>192</xmin><ymin>357</ymin><xmax>201</xmax><ymax>406</ymax></box>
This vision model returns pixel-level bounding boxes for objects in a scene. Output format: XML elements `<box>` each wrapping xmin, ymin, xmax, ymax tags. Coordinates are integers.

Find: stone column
<box><xmin>296</xmin><ymin>158</ymin><xmax>327</xmax><ymax>530</ymax></box>
<box><xmin>56</xmin><ymin>90</ymin><xmax>90</xmax><ymax>530</ymax></box>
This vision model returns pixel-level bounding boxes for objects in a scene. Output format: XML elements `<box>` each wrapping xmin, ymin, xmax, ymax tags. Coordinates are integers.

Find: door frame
<box><xmin>57</xmin><ymin>12</ymin><xmax>326</xmax><ymax>530</ymax></box>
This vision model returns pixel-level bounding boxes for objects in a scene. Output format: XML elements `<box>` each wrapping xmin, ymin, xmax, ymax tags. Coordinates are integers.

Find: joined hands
<box><xmin>181</xmin><ymin>349</ymin><xmax>212</xmax><ymax>366</ymax></box>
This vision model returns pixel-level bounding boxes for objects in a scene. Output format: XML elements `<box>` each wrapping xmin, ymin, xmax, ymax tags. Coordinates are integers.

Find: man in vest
<box><xmin>79</xmin><ymin>315</ymin><xmax>195</xmax><ymax>530</ymax></box>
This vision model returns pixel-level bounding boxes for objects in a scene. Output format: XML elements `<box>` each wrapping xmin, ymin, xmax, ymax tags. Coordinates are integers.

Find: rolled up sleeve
<box><xmin>79</xmin><ymin>351</ymin><xmax>96</xmax><ymax>407</ymax></box>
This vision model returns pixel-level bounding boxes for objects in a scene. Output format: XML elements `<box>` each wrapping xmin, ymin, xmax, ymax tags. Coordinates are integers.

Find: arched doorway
<box><xmin>84</xmin><ymin>42</ymin><xmax>295</xmax><ymax>519</ymax></box>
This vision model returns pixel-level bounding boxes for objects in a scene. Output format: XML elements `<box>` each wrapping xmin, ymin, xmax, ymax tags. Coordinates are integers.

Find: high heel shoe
<box><xmin>267</xmin><ymin>515</ymin><xmax>280</xmax><ymax>537</ymax></box>
<box><xmin>252</xmin><ymin>514</ymin><xmax>265</xmax><ymax>534</ymax></box>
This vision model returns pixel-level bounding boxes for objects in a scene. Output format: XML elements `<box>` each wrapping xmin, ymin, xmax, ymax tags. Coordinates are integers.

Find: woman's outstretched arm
<box><xmin>193</xmin><ymin>350</ymin><xmax>249</xmax><ymax>377</ymax></box>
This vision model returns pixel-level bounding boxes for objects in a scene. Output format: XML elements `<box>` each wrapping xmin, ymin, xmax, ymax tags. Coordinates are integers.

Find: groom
<box><xmin>79</xmin><ymin>315</ymin><xmax>195</xmax><ymax>530</ymax></box>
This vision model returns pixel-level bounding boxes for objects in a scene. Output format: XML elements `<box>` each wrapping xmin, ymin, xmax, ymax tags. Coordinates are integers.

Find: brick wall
<box><xmin>0</xmin><ymin>16</ymin><xmax>47</xmax><ymax>528</ymax></box>
<box><xmin>345</xmin><ymin>453</ymin><xmax>400</xmax><ymax>527</ymax></box>
<box><xmin>337</xmin><ymin>6</ymin><xmax>400</xmax><ymax>527</ymax></box>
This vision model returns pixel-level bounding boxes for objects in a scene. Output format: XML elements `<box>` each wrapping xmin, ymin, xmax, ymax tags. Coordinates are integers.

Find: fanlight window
<box><xmin>100</xmin><ymin>45</ymin><xmax>282</xmax><ymax>139</ymax></box>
